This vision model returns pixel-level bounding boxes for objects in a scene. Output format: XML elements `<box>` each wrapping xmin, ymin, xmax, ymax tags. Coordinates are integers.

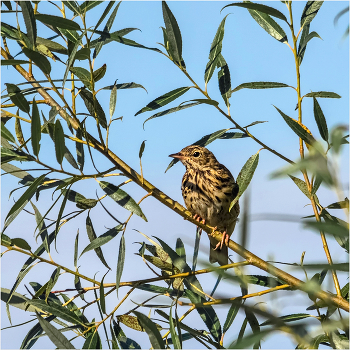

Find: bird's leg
<box><xmin>193</xmin><ymin>215</ymin><xmax>205</xmax><ymax>235</ymax></box>
<box><xmin>214</xmin><ymin>231</ymin><xmax>229</xmax><ymax>251</ymax></box>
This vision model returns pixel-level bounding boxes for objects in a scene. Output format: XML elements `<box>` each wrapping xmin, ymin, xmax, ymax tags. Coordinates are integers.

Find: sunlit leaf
<box><xmin>313</xmin><ymin>97</ymin><xmax>328</xmax><ymax>142</ymax></box>
<box><xmin>223</xmin><ymin>298</ymin><xmax>242</xmax><ymax>333</ymax></box>
<box><xmin>232</xmin><ymin>81</ymin><xmax>291</xmax><ymax>92</ymax></box>
<box><xmin>70</xmin><ymin>67</ymin><xmax>92</xmax><ymax>90</ymax></box>
<box><xmin>217</xmin><ymin>54</ymin><xmax>231</xmax><ymax>106</ymax></box>
<box><xmin>109</xmin><ymin>80</ymin><xmax>117</xmax><ymax>117</ymax></box>
<box><xmin>79</xmin><ymin>88</ymin><xmax>107</xmax><ymax>128</ymax></box>
<box><xmin>31</xmin><ymin>98</ymin><xmax>41</xmax><ymax>157</ymax></box>
<box><xmin>260</xmin><ymin>313</ymin><xmax>313</xmax><ymax>326</ymax></box>
<box><xmin>1</xmin><ymin>288</ymin><xmax>38</xmax><ymax>312</ymax></box>
<box><xmin>301</xmin><ymin>1</ymin><xmax>323</xmax><ymax>28</ymax></box>
<box><xmin>303</xmin><ymin>91</ymin><xmax>341</xmax><ymax>99</ymax></box>
<box><xmin>116</xmin><ymin>233</ymin><xmax>125</xmax><ymax>297</ymax></box>
<box><xmin>20</xmin><ymin>1</ymin><xmax>36</xmax><ymax>49</ymax></box>
<box><xmin>5</xmin><ymin>83</ymin><xmax>30</xmax><ymax>113</ymax></box>
<box><xmin>169</xmin><ymin>308</ymin><xmax>181</xmax><ymax>349</ymax></box>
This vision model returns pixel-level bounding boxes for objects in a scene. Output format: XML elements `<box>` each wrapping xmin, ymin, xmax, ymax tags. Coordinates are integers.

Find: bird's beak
<box><xmin>169</xmin><ymin>152</ymin><xmax>185</xmax><ymax>160</ymax></box>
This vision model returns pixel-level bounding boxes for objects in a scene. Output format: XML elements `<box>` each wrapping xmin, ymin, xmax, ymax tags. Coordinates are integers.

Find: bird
<box><xmin>169</xmin><ymin>145</ymin><xmax>240</xmax><ymax>265</ymax></box>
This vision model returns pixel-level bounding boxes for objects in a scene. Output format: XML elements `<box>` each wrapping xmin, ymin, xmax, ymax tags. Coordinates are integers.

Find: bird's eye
<box><xmin>193</xmin><ymin>151</ymin><xmax>200</xmax><ymax>157</ymax></box>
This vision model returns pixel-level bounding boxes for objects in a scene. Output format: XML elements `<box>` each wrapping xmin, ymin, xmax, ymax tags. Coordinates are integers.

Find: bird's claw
<box><xmin>213</xmin><ymin>231</ymin><xmax>229</xmax><ymax>251</ymax></box>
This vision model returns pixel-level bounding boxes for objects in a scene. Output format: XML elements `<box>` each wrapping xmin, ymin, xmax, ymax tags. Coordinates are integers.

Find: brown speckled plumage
<box><xmin>170</xmin><ymin>145</ymin><xmax>240</xmax><ymax>265</ymax></box>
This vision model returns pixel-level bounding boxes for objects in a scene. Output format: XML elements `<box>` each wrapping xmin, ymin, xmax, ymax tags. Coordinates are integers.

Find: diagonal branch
<box><xmin>1</xmin><ymin>48</ymin><xmax>348</xmax><ymax>312</ymax></box>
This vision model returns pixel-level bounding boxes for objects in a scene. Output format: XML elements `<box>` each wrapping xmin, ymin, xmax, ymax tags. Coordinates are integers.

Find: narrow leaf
<box><xmin>109</xmin><ymin>81</ymin><xmax>117</xmax><ymax>117</ymax></box>
<box><xmin>169</xmin><ymin>308</ymin><xmax>181</xmax><ymax>349</ymax></box>
<box><xmin>135</xmin><ymin>87</ymin><xmax>190</xmax><ymax>116</ymax></box>
<box><xmin>223</xmin><ymin>299</ymin><xmax>242</xmax><ymax>333</ymax></box>
<box><xmin>6</xmin><ymin>83</ymin><xmax>30</xmax><ymax>113</ymax></box>
<box><xmin>93</xmin><ymin>64</ymin><xmax>106</xmax><ymax>82</ymax></box>
<box><xmin>162</xmin><ymin>1</ymin><xmax>183</xmax><ymax>65</ymax></box>
<box><xmin>99</xmin><ymin>274</ymin><xmax>107</xmax><ymax>314</ymax></box>
<box><xmin>99</xmin><ymin>181</ymin><xmax>147</xmax><ymax>221</ymax></box>
<box><xmin>133</xmin><ymin>311</ymin><xmax>165</xmax><ymax>349</ymax></box>
<box><xmin>222</xmin><ymin>2</ymin><xmax>288</xmax><ymax>22</ymax></box>
<box><xmin>230</xmin><ymin>150</ymin><xmax>260</xmax><ymax>211</ymax></box>
<box><xmin>301</xmin><ymin>1</ymin><xmax>323</xmax><ymax>28</ymax></box>
<box><xmin>288</xmin><ymin>175</ymin><xmax>311</xmax><ymax>199</ymax></box>
<box><xmin>116</xmin><ymin>233</ymin><xmax>125</xmax><ymax>297</ymax></box>
<box><xmin>274</xmin><ymin>105</ymin><xmax>316</xmax><ymax>146</ymax></box>
<box><xmin>232</xmin><ymin>81</ymin><xmax>291</xmax><ymax>92</ymax></box>
<box><xmin>217</xmin><ymin>54</ymin><xmax>231</xmax><ymax>106</ymax></box>
<box><xmin>1</xmin><ymin>121</ymin><xmax>15</xmax><ymax>143</ymax></box>
<box><xmin>1</xmin><ymin>59</ymin><xmax>30</xmax><ymax>65</ymax></box>
<box><xmin>313</xmin><ymin>97</ymin><xmax>328</xmax><ymax>142</ymax></box>
<box><xmin>304</xmin><ymin>91</ymin><xmax>341</xmax><ymax>99</ymax></box>
<box><xmin>22</xmin><ymin>47</ymin><xmax>51</xmax><ymax>75</ymax></box>
<box><xmin>20</xmin><ymin>1</ymin><xmax>36</xmax><ymax>49</ymax></box>
<box><xmin>54</xmin><ymin>119</ymin><xmax>65</xmax><ymax>164</ymax></box>
<box><xmin>260</xmin><ymin>313</ymin><xmax>313</xmax><ymax>326</ymax></box>
<box><xmin>70</xmin><ymin>67</ymin><xmax>92</xmax><ymax>90</ymax></box>
<box><xmin>31</xmin><ymin>201</ymin><xmax>50</xmax><ymax>254</ymax></box>
<box><xmin>31</xmin><ymin>98</ymin><xmax>41</xmax><ymax>157</ymax></box>
<box><xmin>35</xmin><ymin>14</ymin><xmax>80</xmax><ymax>30</ymax></box>
<box><xmin>76</xmin><ymin>128</ymin><xmax>84</xmax><ymax>171</ymax></box>
<box><xmin>246</xmin><ymin>1</ymin><xmax>287</xmax><ymax>43</ymax></box>
<box><xmin>80</xmin><ymin>225</ymin><xmax>123</xmax><ymax>256</ymax></box>
<box><xmin>79</xmin><ymin>88</ymin><xmax>107</xmax><ymax>128</ymax></box>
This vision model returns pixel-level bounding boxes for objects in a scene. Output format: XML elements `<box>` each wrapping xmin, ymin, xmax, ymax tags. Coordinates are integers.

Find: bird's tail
<box><xmin>209</xmin><ymin>237</ymin><xmax>228</xmax><ymax>266</ymax></box>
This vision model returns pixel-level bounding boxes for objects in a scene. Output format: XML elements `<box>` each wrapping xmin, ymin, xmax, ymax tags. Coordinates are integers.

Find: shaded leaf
<box><xmin>135</xmin><ymin>87</ymin><xmax>190</xmax><ymax>116</ymax></box>
<box><xmin>326</xmin><ymin>199</ymin><xmax>349</xmax><ymax>210</ymax></box>
<box><xmin>82</xmin><ymin>331</ymin><xmax>100</xmax><ymax>349</ymax></box>
<box><xmin>80</xmin><ymin>225</ymin><xmax>123</xmax><ymax>257</ymax></box>
<box><xmin>86</xmin><ymin>215</ymin><xmax>110</xmax><ymax>270</ymax></box>
<box><xmin>298</xmin><ymin>31</ymin><xmax>322</xmax><ymax>58</ymax></box>
<box><xmin>222</xmin><ymin>2</ymin><xmax>288</xmax><ymax>22</ymax></box>
<box><xmin>35</xmin><ymin>14</ymin><xmax>80</xmax><ymax>30</ymax></box>
<box><xmin>1</xmin><ymin>288</ymin><xmax>38</xmax><ymax>312</ymax></box>
<box><xmin>22</xmin><ymin>47</ymin><xmax>51</xmax><ymax>75</ymax></box>
<box><xmin>70</xmin><ymin>67</ymin><xmax>92</xmax><ymax>90</ymax></box>
<box><xmin>93</xmin><ymin>64</ymin><xmax>106</xmax><ymax>82</ymax></box>
<box><xmin>79</xmin><ymin>88</ymin><xmax>107</xmax><ymax>128</ymax></box>
<box><xmin>99</xmin><ymin>181</ymin><xmax>147</xmax><ymax>221</ymax></box>
<box><xmin>20</xmin><ymin>1</ymin><xmax>36</xmax><ymax>49</ymax></box>
<box><xmin>298</xmin><ymin>24</ymin><xmax>310</xmax><ymax>64</ymax></box>
<box><xmin>274</xmin><ymin>105</ymin><xmax>316</xmax><ymax>146</ymax></box>
<box><xmin>5</xmin><ymin>83</ymin><xmax>30</xmax><ymax>113</ymax></box>
<box><xmin>133</xmin><ymin>311</ymin><xmax>165</xmax><ymax>349</ymax></box>
<box><xmin>313</xmin><ymin>97</ymin><xmax>328</xmax><ymax>142</ymax></box>
<box><xmin>99</xmin><ymin>274</ymin><xmax>106</xmax><ymax>314</ymax></box>
<box><xmin>36</xmin><ymin>312</ymin><xmax>75</xmax><ymax>349</ymax></box>
<box><xmin>205</xmin><ymin>15</ymin><xmax>228</xmax><ymax>85</ymax></box>
<box><xmin>217</xmin><ymin>54</ymin><xmax>231</xmax><ymax>106</ymax></box>
<box><xmin>260</xmin><ymin>313</ymin><xmax>313</xmax><ymax>326</ymax></box>
<box><xmin>116</xmin><ymin>233</ymin><xmax>125</xmax><ymax>297</ymax></box>
<box><xmin>169</xmin><ymin>308</ymin><xmax>181</xmax><ymax>349</ymax></box>
<box><xmin>54</xmin><ymin>119</ymin><xmax>65</xmax><ymax>165</ymax></box>
<box><xmin>31</xmin><ymin>98</ymin><xmax>41</xmax><ymax>157</ymax></box>
<box><xmin>231</xmin><ymin>330</ymin><xmax>272</xmax><ymax>349</ymax></box>
<box><xmin>1</xmin><ymin>59</ymin><xmax>30</xmax><ymax>65</ymax></box>
<box><xmin>1</xmin><ymin>121</ymin><xmax>15</xmax><ymax>143</ymax></box>
<box><xmin>76</xmin><ymin>128</ymin><xmax>85</xmax><ymax>171</ymax></box>
<box><xmin>232</xmin><ymin>81</ymin><xmax>291</xmax><ymax>92</ymax></box>
<box><xmin>229</xmin><ymin>150</ymin><xmax>260</xmax><ymax>211</ymax></box>
<box><xmin>304</xmin><ymin>221</ymin><xmax>348</xmax><ymax>238</ymax></box>
<box><xmin>162</xmin><ymin>1</ymin><xmax>183</xmax><ymax>65</ymax></box>
<box><xmin>223</xmin><ymin>298</ymin><xmax>242</xmax><ymax>333</ymax></box>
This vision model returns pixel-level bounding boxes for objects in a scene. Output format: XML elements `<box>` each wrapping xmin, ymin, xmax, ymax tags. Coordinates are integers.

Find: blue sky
<box><xmin>1</xmin><ymin>1</ymin><xmax>349</xmax><ymax>348</ymax></box>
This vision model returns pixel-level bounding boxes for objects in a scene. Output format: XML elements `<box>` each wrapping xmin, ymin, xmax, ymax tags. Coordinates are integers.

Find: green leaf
<box><xmin>89</xmin><ymin>28</ymin><xmax>140</xmax><ymax>48</ymax></box>
<box><xmin>222</xmin><ymin>2</ymin><xmax>288</xmax><ymax>22</ymax></box>
<box><xmin>297</xmin><ymin>24</ymin><xmax>310</xmax><ymax>64</ymax></box>
<box><xmin>93</xmin><ymin>2</ymin><xmax>121</xmax><ymax>58</ymax></box>
<box><xmin>70</xmin><ymin>67</ymin><xmax>92</xmax><ymax>90</ymax></box>
<box><xmin>1</xmin><ymin>121</ymin><xmax>15</xmax><ymax>143</ymax></box>
<box><xmin>76</xmin><ymin>128</ymin><xmax>84</xmax><ymax>171</ymax></box>
<box><xmin>82</xmin><ymin>330</ymin><xmax>100</xmax><ymax>349</ymax></box>
<box><xmin>162</xmin><ymin>1</ymin><xmax>183</xmax><ymax>65</ymax></box>
<box><xmin>274</xmin><ymin>105</ymin><xmax>316</xmax><ymax>145</ymax></box>
<box><xmin>142</xmin><ymin>102</ymin><xmax>200</xmax><ymax>128</ymax></box>
<box><xmin>245</xmin><ymin>0</ymin><xmax>287</xmax><ymax>43</ymax></box>
<box><xmin>205</xmin><ymin>15</ymin><xmax>228</xmax><ymax>85</ymax></box>
<box><xmin>303</xmin><ymin>91</ymin><xmax>341</xmax><ymax>99</ymax></box>
<box><xmin>1</xmin><ymin>59</ymin><xmax>30</xmax><ymax>65</ymax></box>
<box><xmin>326</xmin><ymin>199</ymin><xmax>349</xmax><ymax>209</ymax></box>
<box><xmin>35</xmin><ymin>14</ymin><xmax>80</xmax><ymax>30</ymax></box>
<box><xmin>230</xmin><ymin>150</ymin><xmax>260</xmax><ymax>211</ymax></box>
<box><xmin>288</xmin><ymin>175</ymin><xmax>311</xmax><ymax>199</ymax></box>
<box><xmin>223</xmin><ymin>298</ymin><xmax>242</xmax><ymax>333</ymax></box>
<box><xmin>86</xmin><ymin>215</ymin><xmax>110</xmax><ymax>269</ymax></box>
<box><xmin>27</xmin><ymin>299</ymin><xmax>85</xmax><ymax>326</ymax></box>
<box><xmin>116</xmin><ymin>233</ymin><xmax>125</xmax><ymax>297</ymax></box>
<box><xmin>20</xmin><ymin>1</ymin><xmax>37</xmax><ymax>49</ymax></box>
<box><xmin>5</xmin><ymin>83</ymin><xmax>30</xmax><ymax>113</ymax></box>
<box><xmin>313</xmin><ymin>97</ymin><xmax>328</xmax><ymax>142</ymax></box>
<box><xmin>301</xmin><ymin>1</ymin><xmax>323</xmax><ymax>28</ymax></box>
<box><xmin>93</xmin><ymin>64</ymin><xmax>106</xmax><ymax>82</ymax></box>
<box><xmin>217</xmin><ymin>54</ymin><xmax>231</xmax><ymax>106</ymax></box>
<box><xmin>232</xmin><ymin>81</ymin><xmax>291</xmax><ymax>92</ymax></box>
<box><xmin>139</xmin><ymin>140</ymin><xmax>146</xmax><ymax>159</ymax></box>
<box><xmin>79</xmin><ymin>1</ymin><xmax>103</xmax><ymax>13</ymax></box>
<box><xmin>169</xmin><ymin>308</ymin><xmax>181</xmax><ymax>349</ymax></box>
<box><xmin>55</xmin><ymin>188</ymin><xmax>70</xmax><ymax>235</ymax></box>
<box><xmin>63</xmin><ymin>32</ymin><xmax>84</xmax><ymax>87</ymax></box>
<box><xmin>79</xmin><ymin>88</ymin><xmax>107</xmax><ymax>128</ymax></box>
<box><xmin>45</xmin><ymin>267</ymin><xmax>61</xmax><ymax>301</ymax></box>
<box><xmin>102</xmin><ymin>82</ymin><xmax>147</xmax><ymax>92</ymax></box>
<box><xmin>4</xmin><ymin>174</ymin><xmax>46</xmax><ymax>227</ymax></box>
<box><xmin>37</xmin><ymin>36</ymin><xmax>68</xmax><ymax>54</ymax></box>
<box><xmin>99</xmin><ymin>274</ymin><xmax>107</xmax><ymax>314</ymax></box>
<box><xmin>304</xmin><ymin>221</ymin><xmax>348</xmax><ymax>238</ymax></box>
<box><xmin>99</xmin><ymin>181</ymin><xmax>147</xmax><ymax>221</ymax></box>
<box><xmin>231</xmin><ymin>330</ymin><xmax>272</xmax><ymax>349</ymax></box>
<box><xmin>135</xmin><ymin>87</ymin><xmax>190</xmax><ymax>116</ymax></box>
<box><xmin>31</xmin><ymin>98</ymin><xmax>41</xmax><ymax>157</ymax></box>
<box><xmin>75</xmin><ymin>47</ymin><xmax>90</xmax><ymax>60</ymax></box>
<box><xmin>11</xmin><ymin>238</ymin><xmax>31</xmax><ymax>251</ymax></box>
<box><xmin>1</xmin><ymin>288</ymin><xmax>38</xmax><ymax>312</ymax></box>
<box><xmin>245</xmin><ymin>309</ymin><xmax>261</xmax><ymax>349</ymax></box>
<box><xmin>93</xmin><ymin>1</ymin><xmax>115</xmax><ymax>32</ymax></box>
<box><xmin>175</xmin><ymin>238</ymin><xmax>186</xmax><ymax>260</ymax></box>
<box><xmin>260</xmin><ymin>313</ymin><xmax>313</xmax><ymax>326</ymax></box>
<box><xmin>109</xmin><ymin>81</ymin><xmax>117</xmax><ymax>118</ymax></box>
<box><xmin>311</xmin><ymin>175</ymin><xmax>323</xmax><ymax>195</ymax></box>
<box><xmin>80</xmin><ymin>225</ymin><xmax>123</xmax><ymax>256</ymax></box>
<box><xmin>298</xmin><ymin>31</ymin><xmax>322</xmax><ymax>58</ymax></box>
<box><xmin>133</xmin><ymin>311</ymin><xmax>165</xmax><ymax>349</ymax></box>
<box><xmin>22</xmin><ymin>47</ymin><xmax>51</xmax><ymax>75</ymax></box>
<box><xmin>54</xmin><ymin>119</ymin><xmax>65</xmax><ymax>165</ymax></box>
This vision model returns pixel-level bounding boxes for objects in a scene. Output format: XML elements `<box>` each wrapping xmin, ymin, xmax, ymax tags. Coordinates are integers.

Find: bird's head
<box><xmin>169</xmin><ymin>145</ymin><xmax>218</xmax><ymax>170</ymax></box>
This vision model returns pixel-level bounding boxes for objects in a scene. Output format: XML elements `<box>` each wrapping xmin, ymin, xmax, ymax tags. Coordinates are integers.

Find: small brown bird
<box><xmin>169</xmin><ymin>145</ymin><xmax>240</xmax><ymax>265</ymax></box>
